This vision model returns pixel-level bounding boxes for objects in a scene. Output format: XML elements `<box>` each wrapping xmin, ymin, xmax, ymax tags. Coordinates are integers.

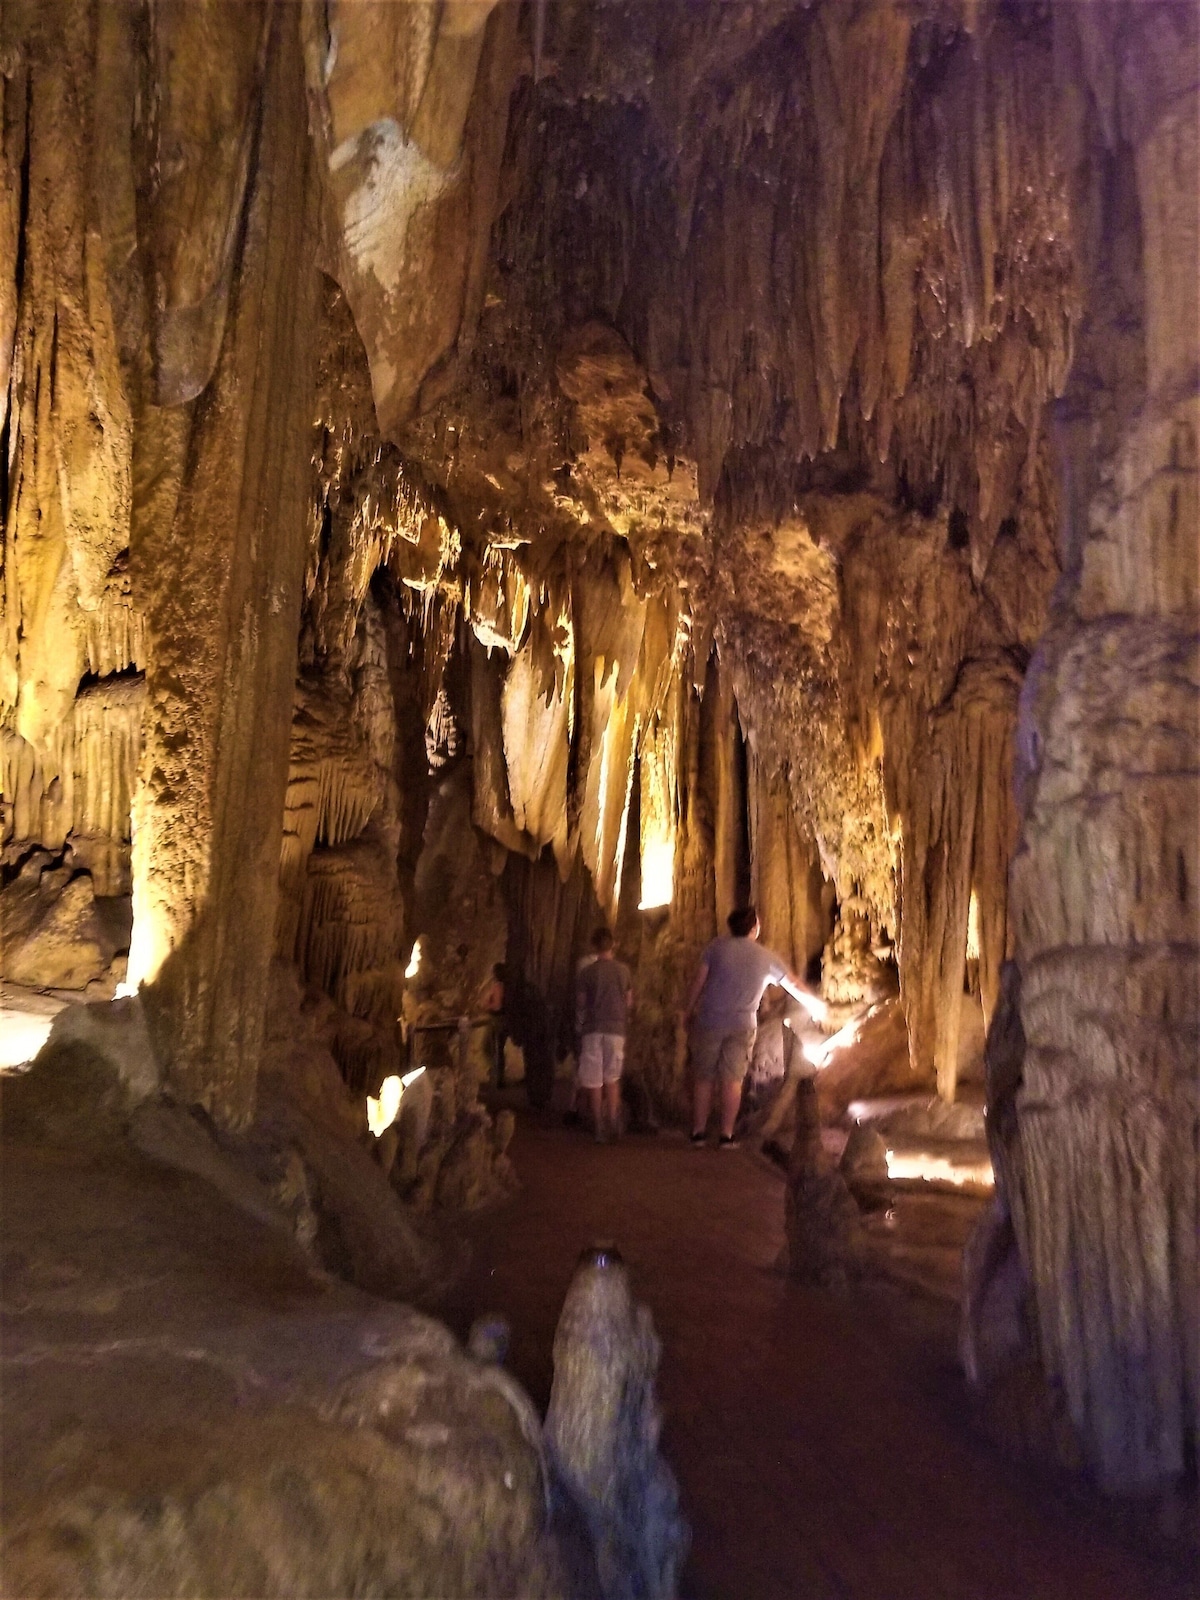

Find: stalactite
<box><xmin>0</xmin><ymin>2</ymin><xmax>133</xmax><ymax>755</ymax></box>
<box><xmin>889</xmin><ymin>664</ymin><xmax>1023</xmax><ymax>1099</ymax></box>
<box><xmin>69</xmin><ymin>676</ymin><xmax>144</xmax><ymax>893</ymax></box>
<box><xmin>294</xmin><ymin>836</ymin><xmax>405</xmax><ymax>1025</ymax></box>
<box><xmin>467</xmin><ymin>634</ymin><xmax>531</xmax><ymax>858</ymax></box>
<box><xmin>747</xmin><ymin>751</ymin><xmax>827</xmax><ymax>978</ymax></box>
<box><xmin>638</xmin><ymin>709</ymin><xmax>678</xmax><ymax>911</ymax></box>
<box><xmin>1</xmin><ymin>674</ymin><xmax>144</xmax><ymax>897</ymax></box>
<box><xmin>500</xmin><ymin>604</ymin><xmax>573</xmax><ymax>872</ymax></box>
<box><xmin>467</xmin><ymin>545</ymin><xmax>531</xmax><ymax>655</ymax></box>
<box><xmin>83</xmin><ymin>570</ymin><xmax>145</xmax><ymax>679</ymax></box>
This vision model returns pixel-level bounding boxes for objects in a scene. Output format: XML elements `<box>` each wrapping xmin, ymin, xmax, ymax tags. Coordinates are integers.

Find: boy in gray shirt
<box><xmin>575</xmin><ymin>927</ymin><xmax>633</xmax><ymax>1142</ymax></box>
<box><xmin>682</xmin><ymin>905</ymin><xmax>826</xmax><ymax>1147</ymax></box>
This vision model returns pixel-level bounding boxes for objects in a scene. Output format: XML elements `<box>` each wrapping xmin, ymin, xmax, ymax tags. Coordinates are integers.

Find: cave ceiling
<box><xmin>299</xmin><ymin>0</ymin><xmax>1072</xmax><ymax>936</ymax></box>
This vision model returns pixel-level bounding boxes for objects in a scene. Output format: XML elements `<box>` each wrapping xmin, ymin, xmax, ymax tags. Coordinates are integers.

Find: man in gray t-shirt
<box><xmin>682</xmin><ymin>905</ymin><xmax>825</xmax><ymax>1147</ymax></box>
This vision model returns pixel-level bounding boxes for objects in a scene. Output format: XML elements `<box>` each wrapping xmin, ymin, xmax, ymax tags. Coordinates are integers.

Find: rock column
<box><xmin>131</xmin><ymin>6</ymin><xmax>321</xmax><ymax>1127</ymax></box>
<box><xmin>1007</xmin><ymin>8</ymin><xmax>1199</xmax><ymax>1492</ymax></box>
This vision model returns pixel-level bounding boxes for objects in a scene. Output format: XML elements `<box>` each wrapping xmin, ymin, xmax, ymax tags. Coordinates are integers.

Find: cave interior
<box><xmin>0</xmin><ymin>0</ymin><xmax>1197</xmax><ymax>1592</ymax></box>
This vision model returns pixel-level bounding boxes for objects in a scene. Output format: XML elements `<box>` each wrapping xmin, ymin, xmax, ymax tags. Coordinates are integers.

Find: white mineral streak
<box><xmin>336</xmin><ymin>121</ymin><xmax>447</xmax><ymax>299</ymax></box>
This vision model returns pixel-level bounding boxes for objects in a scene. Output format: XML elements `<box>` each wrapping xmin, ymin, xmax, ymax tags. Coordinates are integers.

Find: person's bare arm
<box><xmin>779</xmin><ymin>970</ymin><xmax>828</xmax><ymax>1023</ymax></box>
<box><xmin>682</xmin><ymin>960</ymin><xmax>710</xmax><ymax>1021</ymax></box>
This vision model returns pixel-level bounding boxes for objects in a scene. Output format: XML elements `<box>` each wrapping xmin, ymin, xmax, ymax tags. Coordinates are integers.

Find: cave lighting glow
<box><xmin>638</xmin><ymin>718</ymin><xmax>677</xmax><ymax>910</ymax></box>
<box><xmin>796</xmin><ymin>1013</ymin><xmax>862</xmax><ymax>1068</ymax></box>
<box><xmin>0</xmin><ymin>1010</ymin><xmax>55</xmax><ymax>1072</ymax></box>
<box><xmin>125</xmin><ymin>895</ymin><xmax>171</xmax><ymax>992</ymax></box>
<box><xmin>884</xmin><ymin>1146</ymin><xmax>994</xmax><ymax>1188</ymax></box>
<box><xmin>966</xmin><ymin>887</ymin><xmax>981</xmax><ymax>962</ymax></box>
<box><xmin>639</xmin><ymin>836</ymin><xmax>675</xmax><ymax>910</ymax></box>
<box><xmin>366</xmin><ymin>1065</ymin><xmax>426</xmax><ymax>1137</ymax></box>
<box><xmin>405</xmin><ymin>938</ymin><xmax>422</xmax><ymax>979</ymax></box>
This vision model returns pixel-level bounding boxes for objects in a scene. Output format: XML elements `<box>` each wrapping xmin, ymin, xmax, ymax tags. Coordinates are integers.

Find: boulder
<box><xmin>0</xmin><ymin>867</ymin><xmax>112</xmax><ymax>990</ymax></box>
<box><xmin>815</xmin><ymin>999</ymin><xmax>929</xmax><ymax>1120</ymax></box>
<box><xmin>0</xmin><ymin>997</ymin><xmax>159</xmax><ymax>1146</ymax></box>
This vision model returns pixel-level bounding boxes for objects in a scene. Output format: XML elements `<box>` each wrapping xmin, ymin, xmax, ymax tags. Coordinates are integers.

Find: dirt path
<box><xmin>455</xmin><ymin>1112</ymin><xmax>1196</xmax><ymax>1600</ymax></box>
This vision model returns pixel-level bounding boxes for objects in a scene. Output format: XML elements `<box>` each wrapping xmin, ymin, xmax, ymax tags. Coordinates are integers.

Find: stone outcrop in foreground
<box><xmin>0</xmin><ymin>1026</ymin><xmax>683</xmax><ymax>1598</ymax></box>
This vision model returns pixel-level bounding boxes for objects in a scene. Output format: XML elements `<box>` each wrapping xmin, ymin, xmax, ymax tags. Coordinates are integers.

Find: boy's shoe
<box><xmin>689</xmin><ymin>1130</ymin><xmax>707</xmax><ymax>1146</ymax></box>
<box><xmin>595</xmin><ymin>1126</ymin><xmax>611</xmax><ymax>1145</ymax></box>
<box><xmin>718</xmin><ymin>1133</ymin><xmax>740</xmax><ymax>1150</ymax></box>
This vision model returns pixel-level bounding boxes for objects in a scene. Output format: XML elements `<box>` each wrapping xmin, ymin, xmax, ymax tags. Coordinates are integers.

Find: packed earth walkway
<box><xmin>458</xmin><ymin>1112</ymin><xmax>1197</xmax><ymax>1600</ymax></box>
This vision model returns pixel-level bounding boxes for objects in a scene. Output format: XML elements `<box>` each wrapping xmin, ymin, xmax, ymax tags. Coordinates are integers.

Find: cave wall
<box><xmin>0</xmin><ymin>1</ymin><xmax>326</xmax><ymax>1123</ymax></box>
<box><xmin>1004</xmin><ymin>4</ymin><xmax>1199</xmax><ymax>1494</ymax></box>
<box><xmin>456</xmin><ymin>0</ymin><xmax>1072</xmax><ymax>1096</ymax></box>
<box><xmin>1</xmin><ymin>0</ymin><xmax>1059</xmax><ymax>1113</ymax></box>
<box><xmin>1</xmin><ymin>0</ymin><xmax>521</xmax><ymax>1126</ymax></box>
<box><xmin>128</xmin><ymin>6</ymin><xmax>322</xmax><ymax>1124</ymax></box>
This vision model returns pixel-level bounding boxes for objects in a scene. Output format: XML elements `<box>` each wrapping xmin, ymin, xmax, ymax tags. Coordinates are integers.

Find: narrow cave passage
<box><xmin>457</xmin><ymin>1110</ymin><xmax>1194</xmax><ymax>1600</ymax></box>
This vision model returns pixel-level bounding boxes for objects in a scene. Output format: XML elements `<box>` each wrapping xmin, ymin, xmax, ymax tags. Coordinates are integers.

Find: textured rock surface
<box><xmin>1002</xmin><ymin>7</ymin><xmax>1200</xmax><ymax>1494</ymax></box>
<box><xmin>785</xmin><ymin>1078</ymin><xmax>865</xmax><ymax>1286</ymax></box>
<box><xmin>1</xmin><ymin>0</ymin><xmax>1195</xmax><ymax>1510</ymax></box>
<box><xmin>0</xmin><ymin>1122</ymin><xmax>582</xmax><ymax>1597</ymax></box>
<box><xmin>545</xmin><ymin>1251</ymin><xmax>688</xmax><ymax>1600</ymax></box>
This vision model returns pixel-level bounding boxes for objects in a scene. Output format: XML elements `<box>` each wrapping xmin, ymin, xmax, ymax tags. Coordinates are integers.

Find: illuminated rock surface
<box><xmin>0</xmin><ymin>0</ymin><xmax>1195</xmax><ymax>1551</ymax></box>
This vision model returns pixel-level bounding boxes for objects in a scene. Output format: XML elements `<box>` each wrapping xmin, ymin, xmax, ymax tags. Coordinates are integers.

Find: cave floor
<box><xmin>454</xmin><ymin>1106</ymin><xmax>1197</xmax><ymax>1600</ymax></box>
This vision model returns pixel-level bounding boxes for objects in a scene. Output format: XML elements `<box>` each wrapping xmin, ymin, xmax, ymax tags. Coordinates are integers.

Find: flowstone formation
<box><xmin>0</xmin><ymin>0</ymin><xmax>1195</xmax><ymax>1510</ymax></box>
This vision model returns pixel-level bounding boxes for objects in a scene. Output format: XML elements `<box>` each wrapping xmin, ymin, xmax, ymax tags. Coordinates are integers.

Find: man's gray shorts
<box><xmin>689</xmin><ymin>1026</ymin><xmax>757</xmax><ymax>1085</ymax></box>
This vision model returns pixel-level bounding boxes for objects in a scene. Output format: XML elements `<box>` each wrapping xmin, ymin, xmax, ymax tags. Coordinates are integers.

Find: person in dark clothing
<box><xmin>503</xmin><ymin>971</ymin><xmax>555</xmax><ymax>1110</ymax></box>
<box><xmin>575</xmin><ymin>927</ymin><xmax>633</xmax><ymax>1142</ymax></box>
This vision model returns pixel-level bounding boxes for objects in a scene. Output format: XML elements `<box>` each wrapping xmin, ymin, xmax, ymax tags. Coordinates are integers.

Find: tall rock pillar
<box><xmin>1007</xmin><ymin>7</ymin><xmax>1199</xmax><ymax>1492</ymax></box>
<box><xmin>129</xmin><ymin>6</ymin><xmax>320</xmax><ymax>1127</ymax></box>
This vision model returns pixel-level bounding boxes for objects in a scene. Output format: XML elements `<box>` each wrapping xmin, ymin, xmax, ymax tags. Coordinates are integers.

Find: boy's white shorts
<box><xmin>577</xmin><ymin>1032</ymin><xmax>625</xmax><ymax>1087</ymax></box>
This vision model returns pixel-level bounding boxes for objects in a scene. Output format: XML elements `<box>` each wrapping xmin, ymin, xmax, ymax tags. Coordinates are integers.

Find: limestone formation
<box><xmin>784</xmin><ymin>1077</ymin><xmax>865</xmax><ymax>1286</ymax></box>
<box><xmin>545</xmin><ymin>1248</ymin><xmax>688</xmax><ymax>1600</ymax></box>
<box><xmin>0</xmin><ymin>0</ymin><xmax>1195</xmax><ymax>1511</ymax></box>
<box><xmin>1</xmin><ymin>1080</ymin><xmax>584</xmax><ymax>1600</ymax></box>
<box><xmin>1001</xmin><ymin>7</ymin><xmax>1200</xmax><ymax>1494</ymax></box>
